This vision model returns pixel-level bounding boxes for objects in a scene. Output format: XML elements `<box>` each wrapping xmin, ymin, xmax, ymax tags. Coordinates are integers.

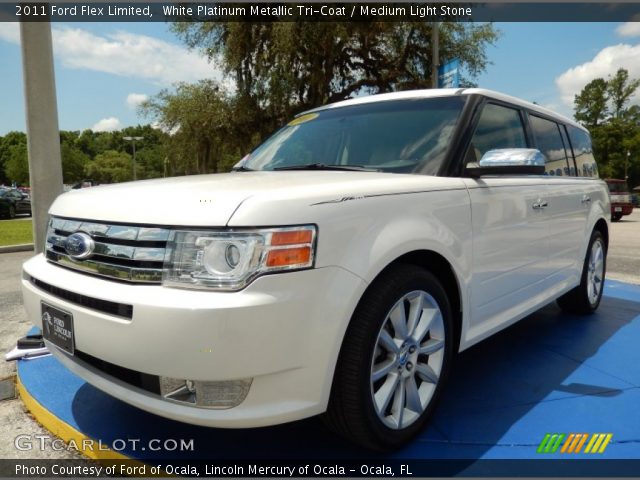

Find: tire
<box><xmin>8</xmin><ymin>205</ymin><xmax>15</xmax><ymax>219</ymax></box>
<box><xmin>324</xmin><ymin>264</ymin><xmax>454</xmax><ymax>451</ymax></box>
<box><xmin>557</xmin><ymin>230</ymin><xmax>606</xmax><ymax>314</ymax></box>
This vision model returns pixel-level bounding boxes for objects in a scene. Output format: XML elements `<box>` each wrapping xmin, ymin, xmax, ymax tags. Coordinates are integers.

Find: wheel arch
<box><xmin>385</xmin><ymin>250</ymin><xmax>463</xmax><ymax>351</ymax></box>
<box><xmin>594</xmin><ymin>218</ymin><xmax>609</xmax><ymax>249</ymax></box>
<box><xmin>348</xmin><ymin>249</ymin><xmax>464</xmax><ymax>353</ymax></box>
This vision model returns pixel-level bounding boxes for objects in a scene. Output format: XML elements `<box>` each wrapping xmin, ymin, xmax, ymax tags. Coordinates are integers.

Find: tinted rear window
<box><xmin>567</xmin><ymin>126</ymin><xmax>599</xmax><ymax>178</ymax></box>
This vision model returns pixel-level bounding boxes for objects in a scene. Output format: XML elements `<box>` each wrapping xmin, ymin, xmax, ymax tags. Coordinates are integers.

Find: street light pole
<box><xmin>123</xmin><ymin>136</ymin><xmax>144</xmax><ymax>181</ymax></box>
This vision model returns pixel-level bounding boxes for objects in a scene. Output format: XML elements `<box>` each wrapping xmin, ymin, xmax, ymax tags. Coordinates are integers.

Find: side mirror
<box><xmin>466</xmin><ymin>148</ymin><xmax>546</xmax><ymax>177</ymax></box>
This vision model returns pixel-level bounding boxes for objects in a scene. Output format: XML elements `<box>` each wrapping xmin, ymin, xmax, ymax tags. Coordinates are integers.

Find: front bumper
<box><xmin>22</xmin><ymin>254</ymin><xmax>366</xmax><ymax>427</ymax></box>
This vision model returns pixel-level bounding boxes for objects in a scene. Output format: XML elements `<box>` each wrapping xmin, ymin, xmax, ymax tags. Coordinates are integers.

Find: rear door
<box><xmin>462</xmin><ymin>102</ymin><xmax>550</xmax><ymax>341</ymax></box>
<box><xmin>528</xmin><ymin>115</ymin><xmax>589</xmax><ymax>289</ymax></box>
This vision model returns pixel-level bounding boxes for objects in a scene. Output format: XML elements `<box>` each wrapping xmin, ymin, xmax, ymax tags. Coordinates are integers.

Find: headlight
<box><xmin>162</xmin><ymin>225</ymin><xmax>316</xmax><ymax>291</ymax></box>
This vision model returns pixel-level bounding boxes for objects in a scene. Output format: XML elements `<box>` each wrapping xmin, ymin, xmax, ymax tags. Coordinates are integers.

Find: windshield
<box><xmin>607</xmin><ymin>181</ymin><xmax>629</xmax><ymax>193</ymax></box>
<box><xmin>242</xmin><ymin>97</ymin><xmax>465</xmax><ymax>174</ymax></box>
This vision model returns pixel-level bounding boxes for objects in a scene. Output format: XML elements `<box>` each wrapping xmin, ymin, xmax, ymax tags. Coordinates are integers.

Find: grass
<box><xmin>0</xmin><ymin>219</ymin><xmax>33</xmax><ymax>246</ymax></box>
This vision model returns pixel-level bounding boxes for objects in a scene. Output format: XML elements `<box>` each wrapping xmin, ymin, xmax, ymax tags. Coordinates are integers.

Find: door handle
<box><xmin>532</xmin><ymin>201</ymin><xmax>548</xmax><ymax>210</ymax></box>
<box><xmin>581</xmin><ymin>195</ymin><xmax>592</xmax><ymax>205</ymax></box>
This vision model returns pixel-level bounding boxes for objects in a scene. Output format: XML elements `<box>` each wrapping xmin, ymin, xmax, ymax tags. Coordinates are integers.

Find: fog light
<box><xmin>194</xmin><ymin>379</ymin><xmax>252</xmax><ymax>408</ymax></box>
<box><xmin>159</xmin><ymin>377</ymin><xmax>252</xmax><ymax>409</ymax></box>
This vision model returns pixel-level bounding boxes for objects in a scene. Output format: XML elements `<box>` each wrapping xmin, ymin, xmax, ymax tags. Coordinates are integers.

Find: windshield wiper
<box><xmin>273</xmin><ymin>163</ymin><xmax>380</xmax><ymax>172</ymax></box>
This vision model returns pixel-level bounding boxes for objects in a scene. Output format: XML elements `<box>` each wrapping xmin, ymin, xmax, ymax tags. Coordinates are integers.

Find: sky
<box><xmin>0</xmin><ymin>21</ymin><xmax>639</xmax><ymax>135</ymax></box>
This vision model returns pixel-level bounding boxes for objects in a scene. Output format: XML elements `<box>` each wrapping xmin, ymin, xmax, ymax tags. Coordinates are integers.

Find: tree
<box><xmin>0</xmin><ymin>132</ymin><xmax>27</xmax><ymax>185</ymax></box>
<box><xmin>607</xmin><ymin>68</ymin><xmax>640</xmax><ymax>119</ymax></box>
<box><xmin>574</xmin><ymin>68</ymin><xmax>640</xmax><ymax>187</ymax></box>
<box><xmin>76</xmin><ymin>129</ymin><xmax>98</xmax><ymax>158</ymax></box>
<box><xmin>85</xmin><ymin>150</ymin><xmax>133</xmax><ymax>184</ymax></box>
<box><xmin>133</xmin><ymin>145</ymin><xmax>166</xmax><ymax>179</ymax></box>
<box><xmin>574</xmin><ymin>78</ymin><xmax>609</xmax><ymax>128</ymax></box>
<box><xmin>5</xmin><ymin>143</ymin><xmax>29</xmax><ymax>185</ymax></box>
<box><xmin>141</xmin><ymin>80</ymin><xmax>241</xmax><ymax>175</ymax></box>
<box><xmin>61</xmin><ymin>143</ymin><xmax>89</xmax><ymax>183</ymax></box>
<box><xmin>171</xmin><ymin>22</ymin><xmax>499</xmax><ymax>143</ymax></box>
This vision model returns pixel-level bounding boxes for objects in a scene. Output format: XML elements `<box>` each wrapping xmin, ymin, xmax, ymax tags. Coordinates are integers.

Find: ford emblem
<box><xmin>64</xmin><ymin>232</ymin><xmax>95</xmax><ymax>260</ymax></box>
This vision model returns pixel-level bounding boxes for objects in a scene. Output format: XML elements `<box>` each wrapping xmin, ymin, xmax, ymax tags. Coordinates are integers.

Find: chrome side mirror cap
<box><xmin>466</xmin><ymin>148</ymin><xmax>546</xmax><ymax>177</ymax></box>
<box><xmin>479</xmin><ymin>148</ymin><xmax>546</xmax><ymax>168</ymax></box>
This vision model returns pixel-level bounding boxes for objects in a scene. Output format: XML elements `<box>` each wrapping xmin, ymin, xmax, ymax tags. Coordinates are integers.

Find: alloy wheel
<box><xmin>370</xmin><ymin>290</ymin><xmax>445</xmax><ymax>430</ymax></box>
<box><xmin>587</xmin><ymin>239</ymin><xmax>604</xmax><ymax>305</ymax></box>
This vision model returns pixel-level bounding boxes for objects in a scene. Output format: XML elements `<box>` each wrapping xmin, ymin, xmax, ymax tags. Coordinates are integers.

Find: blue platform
<box><xmin>17</xmin><ymin>280</ymin><xmax>640</xmax><ymax>466</ymax></box>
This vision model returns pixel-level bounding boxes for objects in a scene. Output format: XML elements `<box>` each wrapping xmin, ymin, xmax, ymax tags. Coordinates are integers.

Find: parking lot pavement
<box><xmin>0</xmin><ymin>250</ymin><xmax>33</xmax><ymax>380</ymax></box>
<box><xmin>607</xmin><ymin>209</ymin><xmax>640</xmax><ymax>285</ymax></box>
<box><xmin>0</xmin><ymin>211</ymin><xmax>638</xmax><ymax>460</ymax></box>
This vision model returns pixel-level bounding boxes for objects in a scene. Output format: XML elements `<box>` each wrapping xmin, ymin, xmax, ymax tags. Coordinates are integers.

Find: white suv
<box><xmin>22</xmin><ymin>89</ymin><xmax>609</xmax><ymax>450</ymax></box>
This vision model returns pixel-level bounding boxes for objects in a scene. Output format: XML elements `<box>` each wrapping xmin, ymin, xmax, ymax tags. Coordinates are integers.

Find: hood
<box><xmin>50</xmin><ymin>171</ymin><xmax>464</xmax><ymax>226</ymax></box>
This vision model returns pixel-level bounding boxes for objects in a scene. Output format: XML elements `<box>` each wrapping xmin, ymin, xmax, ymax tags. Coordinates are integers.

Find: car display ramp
<box><xmin>16</xmin><ymin>280</ymin><xmax>640</xmax><ymax>474</ymax></box>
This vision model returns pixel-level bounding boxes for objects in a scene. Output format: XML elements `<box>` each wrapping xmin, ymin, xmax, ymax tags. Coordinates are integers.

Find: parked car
<box><xmin>605</xmin><ymin>178</ymin><xmax>634</xmax><ymax>221</ymax></box>
<box><xmin>0</xmin><ymin>187</ymin><xmax>31</xmax><ymax>218</ymax></box>
<box><xmin>22</xmin><ymin>89</ymin><xmax>610</xmax><ymax>450</ymax></box>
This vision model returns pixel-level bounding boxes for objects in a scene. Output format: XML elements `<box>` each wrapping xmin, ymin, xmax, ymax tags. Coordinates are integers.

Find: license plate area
<box><xmin>41</xmin><ymin>302</ymin><xmax>75</xmax><ymax>355</ymax></box>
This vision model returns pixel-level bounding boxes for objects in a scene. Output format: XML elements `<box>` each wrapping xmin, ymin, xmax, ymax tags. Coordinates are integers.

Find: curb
<box><xmin>0</xmin><ymin>244</ymin><xmax>34</xmax><ymax>254</ymax></box>
<box><xmin>16</xmin><ymin>375</ymin><xmax>129</xmax><ymax>461</ymax></box>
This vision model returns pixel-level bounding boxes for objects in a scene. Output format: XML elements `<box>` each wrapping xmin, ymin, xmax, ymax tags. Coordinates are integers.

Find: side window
<box><xmin>465</xmin><ymin>103</ymin><xmax>527</xmax><ymax>165</ymax></box>
<box><xmin>559</xmin><ymin>125</ymin><xmax>577</xmax><ymax>176</ymax></box>
<box><xmin>529</xmin><ymin>115</ymin><xmax>570</xmax><ymax>176</ymax></box>
<box><xmin>567</xmin><ymin>126</ymin><xmax>599</xmax><ymax>178</ymax></box>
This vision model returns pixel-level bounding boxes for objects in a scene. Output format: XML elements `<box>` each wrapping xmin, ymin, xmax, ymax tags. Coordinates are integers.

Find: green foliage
<box><xmin>0</xmin><ymin>131</ymin><xmax>27</xmax><ymax>185</ymax></box>
<box><xmin>141</xmin><ymin>80</ymin><xmax>241</xmax><ymax>175</ymax></box>
<box><xmin>76</xmin><ymin>129</ymin><xmax>98</xmax><ymax>158</ymax></box>
<box><xmin>574</xmin><ymin>68</ymin><xmax>640</xmax><ymax>187</ymax></box>
<box><xmin>0</xmin><ymin>126</ymin><xmax>168</xmax><ymax>186</ymax></box>
<box><xmin>61</xmin><ymin>143</ymin><xmax>89</xmax><ymax>183</ymax></box>
<box><xmin>142</xmin><ymin>20</ymin><xmax>500</xmax><ymax>172</ymax></box>
<box><xmin>85</xmin><ymin>150</ymin><xmax>133</xmax><ymax>184</ymax></box>
<box><xmin>134</xmin><ymin>145</ymin><xmax>166</xmax><ymax>179</ymax></box>
<box><xmin>608</xmin><ymin>68</ymin><xmax>640</xmax><ymax>119</ymax></box>
<box><xmin>171</xmin><ymin>22</ymin><xmax>499</xmax><ymax>143</ymax></box>
<box><xmin>574</xmin><ymin>78</ymin><xmax>609</xmax><ymax>128</ymax></box>
<box><xmin>5</xmin><ymin>143</ymin><xmax>29</xmax><ymax>185</ymax></box>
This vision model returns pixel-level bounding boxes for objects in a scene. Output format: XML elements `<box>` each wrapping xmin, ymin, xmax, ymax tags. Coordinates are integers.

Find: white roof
<box><xmin>305</xmin><ymin>88</ymin><xmax>586</xmax><ymax>132</ymax></box>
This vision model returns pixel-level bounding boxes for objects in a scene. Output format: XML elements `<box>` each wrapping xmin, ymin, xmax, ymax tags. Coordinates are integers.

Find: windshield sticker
<box><xmin>288</xmin><ymin>113</ymin><xmax>319</xmax><ymax>126</ymax></box>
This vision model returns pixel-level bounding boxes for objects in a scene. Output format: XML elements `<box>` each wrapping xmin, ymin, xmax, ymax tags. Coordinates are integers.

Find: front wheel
<box><xmin>557</xmin><ymin>230</ymin><xmax>606</xmax><ymax>314</ymax></box>
<box><xmin>324</xmin><ymin>264</ymin><xmax>454</xmax><ymax>450</ymax></box>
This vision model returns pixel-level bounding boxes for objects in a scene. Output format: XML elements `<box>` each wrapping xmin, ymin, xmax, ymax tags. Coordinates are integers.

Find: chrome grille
<box><xmin>45</xmin><ymin>217</ymin><xmax>169</xmax><ymax>283</ymax></box>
